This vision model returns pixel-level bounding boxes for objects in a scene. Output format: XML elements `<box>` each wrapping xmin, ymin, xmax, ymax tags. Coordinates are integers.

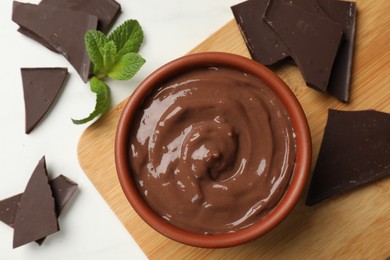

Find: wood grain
<box><xmin>78</xmin><ymin>0</ymin><xmax>390</xmax><ymax>258</ymax></box>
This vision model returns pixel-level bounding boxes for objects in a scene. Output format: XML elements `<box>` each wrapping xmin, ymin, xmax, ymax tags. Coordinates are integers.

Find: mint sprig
<box><xmin>72</xmin><ymin>19</ymin><xmax>145</xmax><ymax>124</ymax></box>
<box><xmin>72</xmin><ymin>77</ymin><xmax>110</xmax><ymax>125</ymax></box>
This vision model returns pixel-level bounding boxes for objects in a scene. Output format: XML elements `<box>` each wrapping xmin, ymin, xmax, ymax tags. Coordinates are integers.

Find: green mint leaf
<box><xmin>102</xmin><ymin>41</ymin><xmax>117</xmax><ymax>72</ymax></box>
<box><xmin>108</xmin><ymin>53</ymin><xmax>145</xmax><ymax>80</ymax></box>
<box><xmin>108</xmin><ymin>20</ymin><xmax>144</xmax><ymax>58</ymax></box>
<box><xmin>85</xmin><ymin>30</ymin><xmax>108</xmax><ymax>72</ymax></box>
<box><xmin>72</xmin><ymin>77</ymin><xmax>111</xmax><ymax>124</ymax></box>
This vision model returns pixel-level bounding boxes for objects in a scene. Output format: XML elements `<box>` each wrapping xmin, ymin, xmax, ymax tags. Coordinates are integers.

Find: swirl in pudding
<box><xmin>128</xmin><ymin>67</ymin><xmax>296</xmax><ymax>234</ymax></box>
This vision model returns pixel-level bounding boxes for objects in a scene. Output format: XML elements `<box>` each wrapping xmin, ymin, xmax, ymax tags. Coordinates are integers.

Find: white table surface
<box><xmin>0</xmin><ymin>0</ymin><xmax>242</xmax><ymax>259</ymax></box>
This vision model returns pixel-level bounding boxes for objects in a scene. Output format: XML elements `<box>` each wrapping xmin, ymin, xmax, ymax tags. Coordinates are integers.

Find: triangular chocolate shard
<box><xmin>12</xmin><ymin>2</ymin><xmax>98</xmax><ymax>82</ymax></box>
<box><xmin>0</xmin><ymin>194</ymin><xmax>22</xmax><ymax>228</ymax></box>
<box><xmin>40</xmin><ymin>0</ymin><xmax>121</xmax><ymax>33</ymax></box>
<box><xmin>306</xmin><ymin>110</ymin><xmax>390</xmax><ymax>206</ymax></box>
<box><xmin>0</xmin><ymin>175</ymin><xmax>78</xmax><ymax>245</ymax></box>
<box><xmin>13</xmin><ymin>157</ymin><xmax>59</xmax><ymax>248</ymax></box>
<box><xmin>50</xmin><ymin>175</ymin><xmax>78</xmax><ymax>217</ymax></box>
<box><xmin>264</xmin><ymin>0</ymin><xmax>343</xmax><ymax>92</ymax></box>
<box><xmin>21</xmin><ymin>68</ymin><xmax>68</xmax><ymax>134</ymax></box>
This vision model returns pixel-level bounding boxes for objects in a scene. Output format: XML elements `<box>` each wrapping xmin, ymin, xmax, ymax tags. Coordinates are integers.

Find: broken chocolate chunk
<box><xmin>40</xmin><ymin>0</ymin><xmax>121</xmax><ymax>33</ymax></box>
<box><xmin>13</xmin><ymin>157</ymin><xmax>59</xmax><ymax>248</ymax></box>
<box><xmin>318</xmin><ymin>0</ymin><xmax>357</xmax><ymax>102</ymax></box>
<box><xmin>0</xmin><ymin>194</ymin><xmax>22</xmax><ymax>228</ymax></box>
<box><xmin>264</xmin><ymin>0</ymin><xmax>344</xmax><ymax>92</ymax></box>
<box><xmin>36</xmin><ymin>174</ymin><xmax>78</xmax><ymax>245</ymax></box>
<box><xmin>12</xmin><ymin>2</ymin><xmax>98</xmax><ymax>82</ymax></box>
<box><xmin>285</xmin><ymin>0</ymin><xmax>357</xmax><ymax>100</ymax></box>
<box><xmin>231</xmin><ymin>0</ymin><xmax>289</xmax><ymax>66</ymax></box>
<box><xmin>231</xmin><ymin>0</ymin><xmax>333</xmax><ymax>66</ymax></box>
<box><xmin>21</xmin><ymin>67</ymin><xmax>68</xmax><ymax>134</ymax></box>
<box><xmin>0</xmin><ymin>175</ymin><xmax>78</xmax><ymax>245</ymax></box>
<box><xmin>306</xmin><ymin>110</ymin><xmax>390</xmax><ymax>206</ymax></box>
<box><xmin>17</xmin><ymin>0</ymin><xmax>120</xmax><ymax>53</ymax></box>
<box><xmin>0</xmin><ymin>176</ymin><xmax>78</xmax><ymax>226</ymax></box>
<box><xmin>50</xmin><ymin>175</ymin><xmax>78</xmax><ymax>216</ymax></box>
<box><xmin>231</xmin><ymin>0</ymin><xmax>357</xmax><ymax>100</ymax></box>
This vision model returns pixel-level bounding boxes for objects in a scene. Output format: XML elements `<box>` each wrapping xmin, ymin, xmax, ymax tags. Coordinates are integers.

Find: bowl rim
<box><xmin>115</xmin><ymin>52</ymin><xmax>311</xmax><ymax>248</ymax></box>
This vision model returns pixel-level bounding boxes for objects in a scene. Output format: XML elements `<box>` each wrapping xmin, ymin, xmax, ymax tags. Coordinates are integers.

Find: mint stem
<box><xmin>95</xmin><ymin>72</ymin><xmax>107</xmax><ymax>80</ymax></box>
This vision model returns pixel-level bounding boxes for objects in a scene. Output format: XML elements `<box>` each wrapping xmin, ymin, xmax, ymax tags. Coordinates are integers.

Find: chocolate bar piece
<box><xmin>231</xmin><ymin>0</ymin><xmax>336</xmax><ymax>66</ymax></box>
<box><xmin>231</xmin><ymin>0</ymin><xmax>289</xmax><ymax>65</ymax></box>
<box><xmin>231</xmin><ymin>0</ymin><xmax>357</xmax><ymax>100</ymax></box>
<box><xmin>36</xmin><ymin>174</ymin><xmax>78</xmax><ymax>245</ymax></box>
<box><xmin>306</xmin><ymin>110</ymin><xmax>390</xmax><ymax>206</ymax></box>
<box><xmin>17</xmin><ymin>0</ymin><xmax>120</xmax><ymax>54</ymax></box>
<box><xmin>49</xmin><ymin>175</ymin><xmax>78</xmax><ymax>216</ymax></box>
<box><xmin>0</xmin><ymin>194</ymin><xmax>22</xmax><ymax>228</ymax></box>
<box><xmin>12</xmin><ymin>2</ymin><xmax>98</xmax><ymax>82</ymax></box>
<box><xmin>0</xmin><ymin>175</ymin><xmax>78</xmax><ymax>245</ymax></box>
<box><xmin>286</xmin><ymin>0</ymin><xmax>357</xmax><ymax>101</ymax></box>
<box><xmin>13</xmin><ymin>157</ymin><xmax>59</xmax><ymax>248</ymax></box>
<box><xmin>264</xmin><ymin>0</ymin><xmax>343</xmax><ymax>92</ymax></box>
<box><xmin>318</xmin><ymin>0</ymin><xmax>357</xmax><ymax>102</ymax></box>
<box><xmin>40</xmin><ymin>0</ymin><xmax>121</xmax><ymax>33</ymax></box>
<box><xmin>21</xmin><ymin>68</ymin><xmax>68</xmax><ymax>134</ymax></box>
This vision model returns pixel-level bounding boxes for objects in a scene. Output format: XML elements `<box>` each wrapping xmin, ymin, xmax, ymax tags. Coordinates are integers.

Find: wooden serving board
<box><xmin>78</xmin><ymin>0</ymin><xmax>390</xmax><ymax>258</ymax></box>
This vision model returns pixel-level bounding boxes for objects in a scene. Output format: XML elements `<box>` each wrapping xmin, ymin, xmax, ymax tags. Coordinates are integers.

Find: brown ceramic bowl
<box><xmin>115</xmin><ymin>52</ymin><xmax>311</xmax><ymax>248</ymax></box>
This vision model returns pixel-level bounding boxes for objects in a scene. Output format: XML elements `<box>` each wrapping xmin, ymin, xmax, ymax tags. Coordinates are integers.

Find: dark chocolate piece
<box><xmin>231</xmin><ymin>0</ymin><xmax>289</xmax><ymax>65</ymax></box>
<box><xmin>0</xmin><ymin>175</ymin><xmax>78</xmax><ymax>245</ymax></box>
<box><xmin>50</xmin><ymin>175</ymin><xmax>78</xmax><ymax>216</ymax></box>
<box><xmin>231</xmin><ymin>0</ymin><xmax>356</xmax><ymax>100</ymax></box>
<box><xmin>231</xmin><ymin>0</ymin><xmax>330</xmax><ymax>66</ymax></box>
<box><xmin>264</xmin><ymin>0</ymin><xmax>343</xmax><ymax>91</ymax></box>
<box><xmin>306</xmin><ymin>110</ymin><xmax>390</xmax><ymax>206</ymax></box>
<box><xmin>318</xmin><ymin>0</ymin><xmax>357</xmax><ymax>102</ymax></box>
<box><xmin>17</xmin><ymin>0</ymin><xmax>120</xmax><ymax>52</ymax></box>
<box><xmin>36</xmin><ymin>174</ymin><xmax>78</xmax><ymax>245</ymax></box>
<box><xmin>13</xmin><ymin>157</ymin><xmax>59</xmax><ymax>248</ymax></box>
<box><xmin>40</xmin><ymin>0</ymin><xmax>121</xmax><ymax>33</ymax></box>
<box><xmin>0</xmin><ymin>194</ymin><xmax>22</xmax><ymax>228</ymax></box>
<box><xmin>21</xmin><ymin>68</ymin><xmax>68</xmax><ymax>134</ymax></box>
<box><xmin>277</xmin><ymin>0</ymin><xmax>356</xmax><ymax>100</ymax></box>
<box><xmin>12</xmin><ymin>2</ymin><xmax>98</xmax><ymax>82</ymax></box>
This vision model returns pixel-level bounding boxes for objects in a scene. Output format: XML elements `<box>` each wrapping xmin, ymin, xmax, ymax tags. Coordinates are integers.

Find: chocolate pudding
<box><xmin>128</xmin><ymin>67</ymin><xmax>296</xmax><ymax>234</ymax></box>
